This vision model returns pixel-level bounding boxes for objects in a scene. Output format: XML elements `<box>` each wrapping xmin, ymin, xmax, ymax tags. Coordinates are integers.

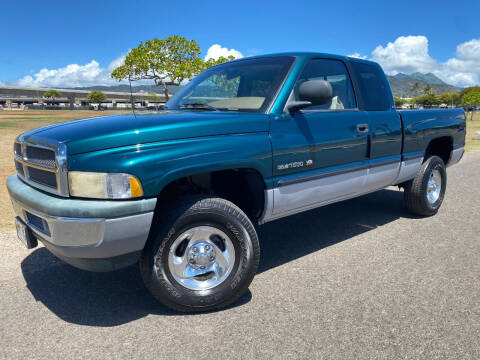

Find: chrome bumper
<box><xmin>7</xmin><ymin>175</ymin><xmax>156</xmax><ymax>270</ymax></box>
<box><xmin>11</xmin><ymin>198</ymin><xmax>154</xmax><ymax>258</ymax></box>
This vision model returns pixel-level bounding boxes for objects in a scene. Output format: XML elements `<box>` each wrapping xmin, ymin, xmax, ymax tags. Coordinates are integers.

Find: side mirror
<box><xmin>286</xmin><ymin>80</ymin><xmax>333</xmax><ymax>113</ymax></box>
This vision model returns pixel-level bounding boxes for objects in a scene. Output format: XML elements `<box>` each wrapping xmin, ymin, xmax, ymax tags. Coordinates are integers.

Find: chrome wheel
<box><xmin>426</xmin><ymin>168</ymin><xmax>442</xmax><ymax>205</ymax></box>
<box><xmin>167</xmin><ymin>226</ymin><xmax>236</xmax><ymax>291</ymax></box>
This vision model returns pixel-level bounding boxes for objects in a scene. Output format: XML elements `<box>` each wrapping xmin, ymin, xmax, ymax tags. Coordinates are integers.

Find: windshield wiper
<box><xmin>179</xmin><ymin>102</ymin><xmax>217</xmax><ymax>111</ymax></box>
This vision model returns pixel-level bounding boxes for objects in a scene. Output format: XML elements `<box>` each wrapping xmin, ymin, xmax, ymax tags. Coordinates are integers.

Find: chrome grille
<box><xmin>13</xmin><ymin>136</ymin><xmax>69</xmax><ymax>197</ymax></box>
<box><xmin>14</xmin><ymin>143</ymin><xmax>22</xmax><ymax>158</ymax></box>
<box><xmin>25</xmin><ymin>146</ymin><xmax>56</xmax><ymax>168</ymax></box>
<box><xmin>15</xmin><ymin>160</ymin><xmax>25</xmax><ymax>177</ymax></box>
<box><xmin>27</xmin><ymin>166</ymin><xmax>57</xmax><ymax>188</ymax></box>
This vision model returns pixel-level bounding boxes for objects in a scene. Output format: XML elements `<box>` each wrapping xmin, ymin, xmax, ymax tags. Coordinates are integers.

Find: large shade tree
<box><xmin>437</xmin><ymin>92</ymin><xmax>461</xmax><ymax>106</ymax></box>
<box><xmin>461</xmin><ymin>91</ymin><xmax>480</xmax><ymax>120</ymax></box>
<box><xmin>87</xmin><ymin>90</ymin><xmax>107</xmax><ymax>109</ymax></box>
<box><xmin>43</xmin><ymin>89</ymin><xmax>61</xmax><ymax>105</ymax></box>
<box><xmin>111</xmin><ymin>35</ymin><xmax>235</xmax><ymax>100</ymax></box>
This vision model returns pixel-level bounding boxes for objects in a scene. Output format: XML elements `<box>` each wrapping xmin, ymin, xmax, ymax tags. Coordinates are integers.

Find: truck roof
<box><xmin>231</xmin><ymin>52</ymin><xmax>378</xmax><ymax>66</ymax></box>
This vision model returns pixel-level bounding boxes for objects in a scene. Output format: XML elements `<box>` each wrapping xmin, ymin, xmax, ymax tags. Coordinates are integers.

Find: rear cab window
<box><xmin>349</xmin><ymin>61</ymin><xmax>392</xmax><ymax>111</ymax></box>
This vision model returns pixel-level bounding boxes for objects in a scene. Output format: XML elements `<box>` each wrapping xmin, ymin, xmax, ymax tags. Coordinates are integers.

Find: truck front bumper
<box><xmin>7</xmin><ymin>175</ymin><xmax>157</xmax><ymax>272</ymax></box>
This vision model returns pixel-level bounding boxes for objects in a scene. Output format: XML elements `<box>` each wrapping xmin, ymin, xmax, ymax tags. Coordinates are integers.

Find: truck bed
<box><xmin>398</xmin><ymin>108</ymin><xmax>466</xmax><ymax>155</ymax></box>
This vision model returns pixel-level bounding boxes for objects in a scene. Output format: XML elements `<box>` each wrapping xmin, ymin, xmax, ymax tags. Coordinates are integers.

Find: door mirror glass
<box><xmin>298</xmin><ymin>80</ymin><xmax>333</xmax><ymax>106</ymax></box>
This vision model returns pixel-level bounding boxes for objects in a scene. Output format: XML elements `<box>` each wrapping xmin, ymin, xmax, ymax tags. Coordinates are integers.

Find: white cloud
<box><xmin>107</xmin><ymin>54</ymin><xmax>126</xmax><ymax>72</ymax></box>
<box><xmin>365</xmin><ymin>35</ymin><xmax>480</xmax><ymax>87</ymax></box>
<box><xmin>8</xmin><ymin>54</ymin><xmax>126</xmax><ymax>88</ymax></box>
<box><xmin>347</xmin><ymin>53</ymin><xmax>367</xmax><ymax>59</ymax></box>
<box><xmin>437</xmin><ymin>39</ymin><xmax>480</xmax><ymax>87</ymax></box>
<box><xmin>371</xmin><ymin>36</ymin><xmax>437</xmax><ymax>75</ymax></box>
<box><xmin>4</xmin><ymin>45</ymin><xmax>244</xmax><ymax>88</ymax></box>
<box><xmin>205</xmin><ymin>44</ymin><xmax>243</xmax><ymax>61</ymax></box>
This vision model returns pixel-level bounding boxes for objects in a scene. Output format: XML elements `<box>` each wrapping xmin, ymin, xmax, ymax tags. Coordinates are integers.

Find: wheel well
<box><xmin>425</xmin><ymin>137</ymin><xmax>452</xmax><ymax>164</ymax></box>
<box><xmin>156</xmin><ymin>168</ymin><xmax>266</xmax><ymax>221</ymax></box>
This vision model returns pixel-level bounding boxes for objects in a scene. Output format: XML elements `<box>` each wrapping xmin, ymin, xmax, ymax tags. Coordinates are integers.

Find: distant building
<box><xmin>0</xmin><ymin>86</ymin><xmax>166</xmax><ymax>109</ymax></box>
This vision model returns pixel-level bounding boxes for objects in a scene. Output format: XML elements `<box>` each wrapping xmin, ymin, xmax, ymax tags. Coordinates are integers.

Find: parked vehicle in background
<box><xmin>7</xmin><ymin>53</ymin><xmax>466</xmax><ymax>312</ymax></box>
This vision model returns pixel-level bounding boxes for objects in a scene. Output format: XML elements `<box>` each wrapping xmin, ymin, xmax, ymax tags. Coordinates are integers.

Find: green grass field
<box><xmin>1</xmin><ymin>110</ymin><xmax>479</xmax><ymax>230</ymax></box>
<box><xmin>465</xmin><ymin>112</ymin><xmax>480</xmax><ymax>151</ymax></box>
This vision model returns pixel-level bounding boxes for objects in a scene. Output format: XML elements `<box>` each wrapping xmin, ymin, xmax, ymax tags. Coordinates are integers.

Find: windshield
<box><xmin>166</xmin><ymin>56</ymin><xmax>295</xmax><ymax>113</ymax></box>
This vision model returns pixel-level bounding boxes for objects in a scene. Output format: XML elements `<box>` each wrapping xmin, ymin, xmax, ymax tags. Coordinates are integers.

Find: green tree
<box><xmin>412</xmin><ymin>93</ymin><xmax>440</xmax><ymax>107</ymax></box>
<box><xmin>460</xmin><ymin>86</ymin><xmax>480</xmax><ymax>98</ymax></box>
<box><xmin>43</xmin><ymin>89</ymin><xmax>61</xmax><ymax>105</ymax></box>
<box><xmin>422</xmin><ymin>84</ymin><xmax>434</xmax><ymax>95</ymax></box>
<box><xmin>86</xmin><ymin>90</ymin><xmax>107</xmax><ymax>109</ymax></box>
<box><xmin>111</xmin><ymin>36</ymin><xmax>203</xmax><ymax>100</ymax></box>
<box><xmin>461</xmin><ymin>91</ymin><xmax>480</xmax><ymax>120</ymax></box>
<box><xmin>111</xmin><ymin>36</ymin><xmax>236</xmax><ymax>100</ymax></box>
<box><xmin>411</xmin><ymin>82</ymin><xmax>419</xmax><ymax>94</ymax></box>
<box><xmin>201</xmin><ymin>55</ymin><xmax>236</xmax><ymax>71</ymax></box>
<box><xmin>437</xmin><ymin>92</ymin><xmax>461</xmax><ymax>106</ymax></box>
<box><xmin>394</xmin><ymin>96</ymin><xmax>407</xmax><ymax>107</ymax></box>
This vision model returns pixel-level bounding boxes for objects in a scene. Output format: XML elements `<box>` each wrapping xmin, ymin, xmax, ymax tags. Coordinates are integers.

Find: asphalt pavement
<box><xmin>1</xmin><ymin>151</ymin><xmax>479</xmax><ymax>359</ymax></box>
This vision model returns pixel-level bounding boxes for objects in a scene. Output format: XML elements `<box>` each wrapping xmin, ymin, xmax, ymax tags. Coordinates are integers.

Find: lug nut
<box><xmin>192</xmin><ymin>247</ymin><xmax>198</xmax><ymax>252</ymax></box>
<box><xmin>189</xmin><ymin>259</ymin><xmax>195</xmax><ymax>264</ymax></box>
<box><xmin>209</xmin><ymin>256</ymin><xmax>215</xmax><ymax>261</ymax></box>
<box><xmin>205</xmin><ymin>245</ymin><xmax>210</xmax><ymax>251</ymax></box>
<box><xmin>200</xmin><ymin>265</ymin><xmax>205</xmax><ymax>270</ymax></box>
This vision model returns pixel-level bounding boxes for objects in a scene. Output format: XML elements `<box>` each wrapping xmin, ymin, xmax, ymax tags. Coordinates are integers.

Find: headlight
<box><xmin>68</xmin><ymin>172</ymin><xmax>143</xmax><ymax>199</ymax></box>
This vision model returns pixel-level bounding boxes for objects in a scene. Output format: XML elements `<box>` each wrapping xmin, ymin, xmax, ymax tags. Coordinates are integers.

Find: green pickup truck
<box><xmin>7</xmin><ymin>53</ymin><xmax>465</xmax><ymax>312</ymax></box>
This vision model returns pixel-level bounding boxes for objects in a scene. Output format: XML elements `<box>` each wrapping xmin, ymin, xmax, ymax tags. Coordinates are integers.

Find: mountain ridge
<box><xmin>386</xmin><ymin>73</ymin><xmax>459</xmax><ymax>98</ymax></box>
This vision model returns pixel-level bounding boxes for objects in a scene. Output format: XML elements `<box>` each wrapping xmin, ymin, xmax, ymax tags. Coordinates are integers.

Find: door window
<box><xmin>293</xmin><ymin>59</ymin><xmax>357</xmax><ymax>110</ymax></box>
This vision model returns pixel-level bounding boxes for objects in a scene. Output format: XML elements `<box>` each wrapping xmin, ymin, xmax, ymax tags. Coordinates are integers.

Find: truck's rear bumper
<box><xmin>7</xmin><ymin>175</ymin><xmax>157</xmax><ymax>272</ymax></box>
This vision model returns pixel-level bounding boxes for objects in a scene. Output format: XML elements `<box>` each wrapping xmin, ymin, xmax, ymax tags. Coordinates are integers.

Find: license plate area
<box><xmin>15</xmin><ymin>217</ymin><xmax>37</xmax><ymax>249</ymax></box>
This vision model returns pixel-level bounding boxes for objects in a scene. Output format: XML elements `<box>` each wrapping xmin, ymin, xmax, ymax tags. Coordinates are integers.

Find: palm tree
<box><xmin>411</xmin><ymin>82</ymin><xmax>419</xmax><ymax>94</ymax></box>
<box><xmin>422</xmin><ymin>84</ymin><xmax>433</xmax><ymax>95</ymax></box>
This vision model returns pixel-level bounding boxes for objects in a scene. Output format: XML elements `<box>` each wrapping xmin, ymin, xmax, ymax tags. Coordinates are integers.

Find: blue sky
<box><xmin>1</xmin><ymin>0</ymin><xmax>480</xmax><ymax>87</ymax></box>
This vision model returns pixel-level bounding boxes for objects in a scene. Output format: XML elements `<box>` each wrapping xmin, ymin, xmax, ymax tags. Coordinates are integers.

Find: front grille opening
<box><xmin>25</xmin><ymin>211</ymin><xmax>50</xmax><ymax>236</ymax></box>
<box><xmin>15</xmin><ymin>160</ymin><xmax>25</xmax><ymax>177</ymax></box>
<box><xmin>25</xmin><ymin>146</ymin><xmax>56</xmax><ymax>168</ymax></box>
<box><xmin>27</xmin><ymin>167</ymin><xmax>57</xmax><ymax>189</ymax></box>
<box><xmin>14</xmin><ymin>143</ymin><xmax>22</xmax><ymax>157</ymax></box>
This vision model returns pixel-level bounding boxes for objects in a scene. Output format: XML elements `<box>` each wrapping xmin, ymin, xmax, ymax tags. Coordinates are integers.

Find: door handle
<box><xmin>356</xmin><ymin>124</ymin><xmax>369</xmax><ymax>133</ymax></box>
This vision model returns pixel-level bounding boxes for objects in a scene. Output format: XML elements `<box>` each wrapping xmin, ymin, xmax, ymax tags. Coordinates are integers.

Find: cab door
<box><xmin>349</xmin><ymin>61</ymin><xmax>403</xmax><ymax>192</ymax></box>
<box><xmin>270</xmin><ymin>58</ymin><xmax>370</xmax><ymax>216</ymax></box>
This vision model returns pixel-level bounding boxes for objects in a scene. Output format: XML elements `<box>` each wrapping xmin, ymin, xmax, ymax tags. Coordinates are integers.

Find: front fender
<box><xmin>68</xmin><ymin>133</ymin><xmax>272</xmax><ymax>197</ymax></box>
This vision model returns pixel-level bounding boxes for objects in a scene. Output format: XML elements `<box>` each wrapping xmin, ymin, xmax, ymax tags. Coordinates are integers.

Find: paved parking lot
<box><xmin>1</xmin><ymin>151</ymin><xmax>479</xmax><ymax>359</ymax></box>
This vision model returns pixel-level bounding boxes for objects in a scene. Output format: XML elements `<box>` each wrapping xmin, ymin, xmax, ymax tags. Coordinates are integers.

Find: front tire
<box><xmin>404</xmin><ymin>155</ymin><xmax>447</xmax><ymax>216</ymax></box>
<box><xmin>140</xmin><ymin>196</ymin><xmax>260</xmax><ymax>312</ymax></box>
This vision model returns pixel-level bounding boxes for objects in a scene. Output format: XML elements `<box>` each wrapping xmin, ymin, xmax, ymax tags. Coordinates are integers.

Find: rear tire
<box><xmin>140</xmin><ymin>195</ymin><xmax>260</xmax><ymax>312</ymax></box>
<box><xmin>404</xmin><ymin>155</ymin><xmax>447</xmax><ymax>216</ymax></box>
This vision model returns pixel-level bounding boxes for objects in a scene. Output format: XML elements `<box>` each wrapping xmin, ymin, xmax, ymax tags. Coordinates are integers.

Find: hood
<box><xmin>25</xmin><ymin>111</ymin><xmax>269</xmax><ymax>155</ymax></box>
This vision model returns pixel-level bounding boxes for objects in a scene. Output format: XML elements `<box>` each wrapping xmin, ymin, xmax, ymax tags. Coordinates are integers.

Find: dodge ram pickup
<box><xmin>7</xmin><ymin>53</ymin><xmax>466</xmax><ymax>312</ymax></box>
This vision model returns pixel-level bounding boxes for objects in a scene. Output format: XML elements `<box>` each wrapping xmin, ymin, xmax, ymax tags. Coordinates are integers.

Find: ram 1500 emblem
<box><xmin>277</xmin><ymin>160</ymin><xmax>313</xmax><ymax>170</ymax></box>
